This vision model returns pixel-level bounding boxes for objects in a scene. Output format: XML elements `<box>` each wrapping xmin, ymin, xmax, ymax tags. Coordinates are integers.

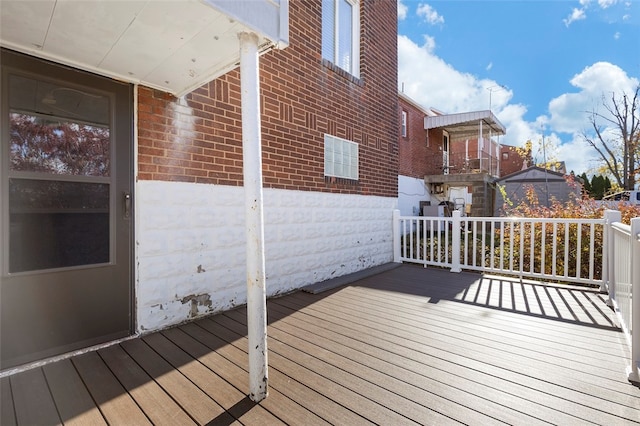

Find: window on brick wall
<box><xmin>324</xmin><ymin>134</ymin><xmax>359</xmax><ymax>180</ymax></box>
<box><xmin>322</xmin><ymin>0</ymin><xmax>360</xmax><ymax>77</ymax></box>
<box><xmin>401</xmin><ymin>111</ymin><xmax>407</xmax><ymax>137</ymax></box>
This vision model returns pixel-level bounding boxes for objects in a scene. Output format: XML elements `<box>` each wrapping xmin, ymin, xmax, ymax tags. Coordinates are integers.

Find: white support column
<box><xmin>497</xmin><ymin>136</ymin><xmax>501</xmax><ymax>177</ymax></box>
<box><xmin>478</xmin><ymin>121</ymin><xmax>483</xmax><ymax>172</ymax></box>
<box><xmin>239</xmin><ymin>31</ymin><xmax>268</xmax><ymax>402</ymax></box>
<box><xmin>465</xmin><ymin>139</ymin><xmax>469</xmax><ymax>165</ymax></box>
<box><xmin>488</xmin><ymin>125</ymin><xmax>493</xmax><ymax>176</ymax></box>
<box><xmin>628</xmin><ymin>217</ymin><xmax>640</xmax><ymax>384</ymax></box>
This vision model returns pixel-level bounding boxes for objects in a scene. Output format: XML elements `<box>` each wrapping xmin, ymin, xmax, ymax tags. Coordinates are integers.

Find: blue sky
<box><xmin>397</xmin><ymin>0</ymin><xmax>639</xmax><ymax>175</ymax></box>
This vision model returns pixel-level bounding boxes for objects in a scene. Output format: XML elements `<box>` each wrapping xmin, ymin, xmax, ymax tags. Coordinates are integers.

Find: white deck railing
<box><xmin>603</xmin><ymin>210</ymin><xmax>640</xmax><ymax>383</ymax></box>
<box><xmin>392</xmin><ymin>209</ymin><xmax>640</xmax><ymax>383</ymax></box>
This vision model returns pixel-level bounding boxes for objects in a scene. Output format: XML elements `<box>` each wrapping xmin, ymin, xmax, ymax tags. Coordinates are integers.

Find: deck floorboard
<box><xmin>1</xmin><ymin>265</ymin><xmax>639</xmax><ymax>425</ymax></box>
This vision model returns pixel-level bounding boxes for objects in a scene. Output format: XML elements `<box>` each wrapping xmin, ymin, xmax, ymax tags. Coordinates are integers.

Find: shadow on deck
<box><xmin>2</xmin><ymin>264</ymin><xmax>639</xmax><ymax>425</ymax></box>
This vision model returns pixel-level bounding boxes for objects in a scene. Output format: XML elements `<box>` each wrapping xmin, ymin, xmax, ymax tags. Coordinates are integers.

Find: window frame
<box><xmin>324</xmin><ymin>134</ymin><xmax>359</xmax><ymax>180</ymax></box>
<box><xmin>322</xmin><ymin>0</ymin><xmax>360</xmax><ymax>78</ymax></box>
<box><xmin>401</xmin><ymin>110</ymin><xmax>407</xmax><ymax>138</ymax></box>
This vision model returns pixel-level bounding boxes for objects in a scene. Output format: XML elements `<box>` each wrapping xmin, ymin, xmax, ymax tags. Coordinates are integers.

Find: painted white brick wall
<box><xmin>135</xmin><ymin>180</ymin><xmax>397</xmax><ymax>332</ymax></box>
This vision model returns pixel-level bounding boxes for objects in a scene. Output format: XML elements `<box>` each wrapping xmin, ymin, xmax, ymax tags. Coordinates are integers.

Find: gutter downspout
<box><xmin>239</xmin><ymin>31</ymin><xmax>268</xmax><ymax>402</ymax></box>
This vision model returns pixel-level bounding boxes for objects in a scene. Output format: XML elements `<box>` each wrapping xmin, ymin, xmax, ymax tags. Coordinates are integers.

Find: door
<box><xmin>1</xmin><ymin>50</ymin><xmax>133</xmax><ymax>369</ymax></box>
<box><xmin>443</xmin><ymin>133</ymin><xmax>450</xmax><ymax>175</ymax></box>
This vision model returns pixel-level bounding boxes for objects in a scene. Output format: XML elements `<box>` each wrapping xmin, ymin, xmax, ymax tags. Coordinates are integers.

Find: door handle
<box><xmin>123</xmin><ymin>192</ymin><xmax>131</xmax><ymax>219</ymax></box>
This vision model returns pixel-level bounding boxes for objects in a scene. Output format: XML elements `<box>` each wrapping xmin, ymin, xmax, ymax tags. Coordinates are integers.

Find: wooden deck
<box><xmin>2</xmin><ymin>264</ymin><xmax>640</xmax><ymax>425</ymax></box>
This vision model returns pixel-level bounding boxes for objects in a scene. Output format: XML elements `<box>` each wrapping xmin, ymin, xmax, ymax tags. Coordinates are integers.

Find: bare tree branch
<box><xmin>582</xmin><ymin>85</ymin><xmax>640</xmax><ymax>190</ymax></box>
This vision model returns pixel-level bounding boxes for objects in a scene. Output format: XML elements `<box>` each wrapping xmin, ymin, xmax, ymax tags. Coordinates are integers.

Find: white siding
<box><xmin>135</xmin><ymin>180</ymin><xmax>396</xmax><ymax>332</ymax></box>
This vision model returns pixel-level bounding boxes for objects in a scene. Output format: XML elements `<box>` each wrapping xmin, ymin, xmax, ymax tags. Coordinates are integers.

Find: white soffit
<box><xmin>424</xmin><ymin>110</ymin><xmax>506</xmax><ymax>141</ymax></box>
<box><xmin>0</xmin><ymin>0</ymin><xmax>289</xmax><ymax>96</ymax></box>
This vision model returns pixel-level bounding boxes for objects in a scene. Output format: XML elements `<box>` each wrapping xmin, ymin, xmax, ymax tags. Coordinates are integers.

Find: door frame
<box><xmin>0</xmin><ymin>48</ymin><xmax>135</xmax><ymax>369</ymax></box>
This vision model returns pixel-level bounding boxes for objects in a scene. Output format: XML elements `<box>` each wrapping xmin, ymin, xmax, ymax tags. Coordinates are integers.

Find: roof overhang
<box><xmin>424</xmin><ymin>110</ymin><xmax>506</xmax><ymax>141</ymax></box>
<box><xmin>0</xmin><ymin>0</ymin><xmax>289</xmax><ymax>96</ymax></box>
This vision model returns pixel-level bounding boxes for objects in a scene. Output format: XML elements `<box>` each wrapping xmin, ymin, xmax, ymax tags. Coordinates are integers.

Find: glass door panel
<box><xmin>7</xmin><ymin>74</ymin><xmax>112</xmax><ymax>274</ymax></box>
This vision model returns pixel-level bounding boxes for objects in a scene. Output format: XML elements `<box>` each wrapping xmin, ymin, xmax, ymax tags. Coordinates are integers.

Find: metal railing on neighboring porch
<box><xmin>392</xmin><ymin>209</ymin><xmax>640</xmax><ymax>383</ymax></box>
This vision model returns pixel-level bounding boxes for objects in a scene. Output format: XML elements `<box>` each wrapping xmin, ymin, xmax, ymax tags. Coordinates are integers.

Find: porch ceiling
<box><xmin>0</xmin><ymin>0</ymin><xmax>288</xmax><ymax>96</ymax></box>
<box><xmin>425</xmin><ymin>110</ymin><xmax>506</xmax><ymax>141</ymax></box>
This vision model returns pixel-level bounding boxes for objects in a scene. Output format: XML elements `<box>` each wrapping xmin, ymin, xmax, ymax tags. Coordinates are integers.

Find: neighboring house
<box><xmin>398</xmin><ymin>93</ymin><xmax>435</xmax><ymax>216</ymax></box>
<box><xmin>398</xmin><ymin>93</ymin><xmax>506</xmax><ymax>217</ymax></box>
<box><xmin>0</xmin><ymin>0</ymin><xmax>398</xmax><ymax>370</ymax></box>
<box><xmin>499</xmin><ymin>144</ymin><xmax>530</xmax><ymax>177</ymax></box>
<box><xmin>494</xmin><ymin>166</ymin><xmax>582</xmax><ymax>216</ymax></box>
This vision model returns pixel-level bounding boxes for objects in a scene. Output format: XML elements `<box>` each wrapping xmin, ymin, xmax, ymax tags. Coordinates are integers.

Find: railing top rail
<box><xmin>612</xmin><ymin>221</ymin><xmax>632</xmax><ymax>234</ymax></box>
<box><xmin>400</xmin><ymin>215</ymin><xmax>605</xmax><ymax>225</ymax></box>
<box><xmin>465</xmin><ymin>217</ymin><xmax>605</xmax><ymax>225</ymax></box>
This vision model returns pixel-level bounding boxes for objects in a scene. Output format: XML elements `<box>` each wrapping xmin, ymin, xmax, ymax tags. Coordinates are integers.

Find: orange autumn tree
<box><xmin>498</xmin><ymin>174</ymin><xmax>640</xmax><ymax>283</ymax></box>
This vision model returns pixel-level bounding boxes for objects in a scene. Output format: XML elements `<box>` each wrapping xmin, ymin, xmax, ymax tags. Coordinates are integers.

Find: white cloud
<box><xmin>486</xmin><ymin>62</ymin><xmax>493</xmax><ymax>71</ymax></box>
<box><xmin>547</xmin><ymin>62</ymin><xmax>638</xmax><ymax>134</ymax></box>
<box><xmin>398</xmin><ymin>0</ymin><xmax>408</xmax><ymax>21</ymax></box>
<box><xmin>543</xmin><ymin>62</ymin><xmax>638</xmax><ymax>173</ymax></box>
<box><xmin>614</xmin><ymin>31</ymin><xmax>621</xmax><ymax>39</ymax></box>
<box><xmin>564</xmin><ymin>8</ymin><xmax>587</xmax><ymax>26</ymax></box>
<box><xmin>416</xmin><ymin>3</ymin><xmax>444</xmax><ymax>25</ymax></box>
<box><xmin>598</xmin><ymin>0</ymin><xmax>618</xmax><ymax>9</ymax></box>
<box><xmin>555</xmin><ymin>134</ymin><xmax>602</xmax><ymax>174</ymax></box>
<box><xmin>421</xmin><ymin>34</ymin><xmax>436</xmax><ymax>53</ymax></box>
<box><xmin>398</xmin><ymin>35</ymin><xmax>515</xmax><ymax>113</ymax></box>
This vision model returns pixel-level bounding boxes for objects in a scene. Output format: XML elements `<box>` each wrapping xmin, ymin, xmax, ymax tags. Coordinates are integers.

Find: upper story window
<box><xmin>324</xmin><ymin>134</ymin><xmax>359</xmax><ymax>180</ymax></box>
<box><xmin>401</xmin><ymin>111</ymin><xmax>407</xmax><ymax>138</ymax></box>
<box><xmin>322</xmin><ymin>0</ymin><xmax>360</xmax><ymax>77</ymax></box>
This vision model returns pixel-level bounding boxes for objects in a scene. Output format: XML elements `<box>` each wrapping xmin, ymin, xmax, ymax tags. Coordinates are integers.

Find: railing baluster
<box><xmin>401</xmin><ymin>218</ymin><xmax>406</xmax><ymax>260</ymax></box>
<box><xmin>483</xmin><ymin>220</ymin><xmax>488</xmax><ymax>269</ymax></box>
<box><xmin>529</xmin><ymin>221</ymin><xmax>535</xmax><ymax>274</ymax></box>
<box><xmin>472</xmin><ymin>220</ymin><xmax>478</xmax><ymax>266</ymax></box>
<box><xmin>490</xmin><ymin>220</ymin><xmax>496</xmax><ymax>269</ymax></box>
<box><xmin>589</xmin><ymin>223</ymin><xmax>595</xmax><ymax>281</ymax></box>
<box><xmin>509</xmin><ymin>221</ymin><xmax>515</xmax><ymax>272</ymax></box>
<box><xmin>519</xmin><ymin>221</ymin><xmax>524</xmax><ymax>278</ymax></box>
<box><xmin>445</xmin><ymin>217</ymin><xmax>450</xmax><ymax>264</ymax></box>
<box><xmin>500</xmin><ymin>220</ymin><xmax>505</xmax><ymax>271</ymax></box>
<box><xmin>576</xmin><ymin>222</ymin><xmax>582</xmax><ymax>279</ymax></box>
<box><xmin>564</xmin><ymin>222</ymin><xmax>570</xmax><ymax>278</ymax></box>
<box><xmin>552</xmin><ymin>222</ymin><xmax>558</xmax><ymax>277</ymax></box>
<box><xmin>463</xmin><ymin>218</ymin><xmax>469</xmax><ymax>267</ymax></box>
<box><xmin>541</xmin><ymin>221</ymin><xmax>546</xmax><ymax>276</ymax></box>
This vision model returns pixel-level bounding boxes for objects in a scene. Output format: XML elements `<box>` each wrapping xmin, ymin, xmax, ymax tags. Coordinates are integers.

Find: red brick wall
<box><xmin>398</xmin><ymin>96</ymin><xmax>443</xmax><ymax>178</ymax></box>
<box><xmin>499</xmin><ymin>145</ymin><xmax>528</xmax><ymax>177</ymax></box>
<box><xmin>138</xmin><ymin>0</ymin><xmax>398</xmax><ymax>198</ymax></box>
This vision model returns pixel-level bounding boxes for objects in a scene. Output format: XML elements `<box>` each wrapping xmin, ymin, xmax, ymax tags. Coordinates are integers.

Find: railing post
<box><xmin>450</xmin><ymin>210</ymin><xmax>462</xmax><ymax>273</ymax></box>
<box><xmin>628</xmin><ymin>217</ymin><xmax>640</xmax><ymax>384</ymax></box>
<box><xmin>603</xmin><ymin>210</ymin><xmax>621</xmax><ymax>298</ymax></box>
<box><xmin>393</xmin><ymin>209</ymin><xmax>401</xmax><ymax>263</ymax></box>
